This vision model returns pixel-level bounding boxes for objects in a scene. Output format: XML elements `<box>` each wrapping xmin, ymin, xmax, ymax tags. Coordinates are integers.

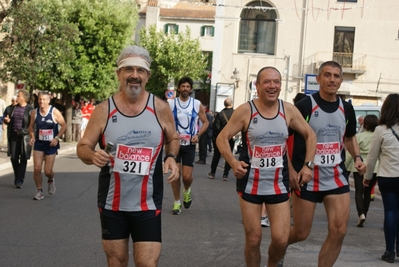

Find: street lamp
<box><xmin>231</xmin><ymin>68</ymin><xmax>240</xmax><ymax>88</ymax></box>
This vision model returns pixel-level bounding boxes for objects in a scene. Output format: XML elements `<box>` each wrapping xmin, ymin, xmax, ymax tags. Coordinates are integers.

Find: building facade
<box><xmin>139</xmin><ymin>0</ymin><xmax>399</xmax><ymax>112</ymax></box>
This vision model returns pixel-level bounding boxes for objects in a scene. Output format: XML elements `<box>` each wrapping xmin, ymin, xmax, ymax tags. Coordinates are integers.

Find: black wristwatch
<box><xmin>304</xmin><ymin>161</ymin><xmax>315</xmax><ymax>170</ymax></box>
<box><xmin>354</xmin><ymin>155</ymin><xmax>363</xmax><ymax>162</ymax></box>
<box><xmin>164</xmin><ymin>153</ymin><xmax>177</xmax><ymax>162</ymax></box>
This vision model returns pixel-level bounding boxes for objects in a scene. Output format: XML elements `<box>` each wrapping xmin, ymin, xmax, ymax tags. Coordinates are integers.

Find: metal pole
<box><xmin>284</xmin><ymin>55</ymin><xmax>290</xmax><ymax>102</ymax></box>
<box><xmin>297</xmin><ymin>0</ymin><xmax>308</xmax><ymax>94</ymax></box>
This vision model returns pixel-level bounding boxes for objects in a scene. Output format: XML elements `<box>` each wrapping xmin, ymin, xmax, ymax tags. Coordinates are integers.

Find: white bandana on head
<box><xmin>118</xmin><ymin>57</ymin><xmax>150</xmax><ymax>71</ymax></box>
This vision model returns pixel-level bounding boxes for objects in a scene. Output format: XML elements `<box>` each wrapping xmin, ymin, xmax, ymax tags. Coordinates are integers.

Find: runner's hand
<box><xmin>92</xmin><ymin>149</ymin><xmax>112</xmax><ymax>168</ymax></box>
<box><xmin>164</xmin><ymin>158</ymin><xmax>179</xmax><ymax>183</ymax></box>
<box><xmin>232</xmin><ymin>160</ymin><xmax>248</xmax><ymax>179</ymax></box>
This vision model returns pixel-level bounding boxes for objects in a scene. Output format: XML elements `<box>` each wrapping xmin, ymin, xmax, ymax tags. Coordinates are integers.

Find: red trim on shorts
<box><xmin>156</xmin><ymin>210</ymin><xmax>161</xmax><ymax>216</ymax></box>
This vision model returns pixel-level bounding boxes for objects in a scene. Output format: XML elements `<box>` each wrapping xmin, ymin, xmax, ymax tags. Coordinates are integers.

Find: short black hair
<box><xmin>178</xmin><ymin>76</ymin><xmax>193</xmax><ymax>89</ymax></box>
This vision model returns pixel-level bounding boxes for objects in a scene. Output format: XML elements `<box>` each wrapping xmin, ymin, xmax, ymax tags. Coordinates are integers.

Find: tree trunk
<box><xmin>64</xmin><ymin>91</ymin><xmax>73</xmax><ymax>142</ymax></box>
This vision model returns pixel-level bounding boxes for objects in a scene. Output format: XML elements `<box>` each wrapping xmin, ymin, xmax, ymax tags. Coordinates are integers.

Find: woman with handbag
<box><xmin>364</xmin><ymin>93</ymin><xmax>399</xmax><ymax>263</ymax></box>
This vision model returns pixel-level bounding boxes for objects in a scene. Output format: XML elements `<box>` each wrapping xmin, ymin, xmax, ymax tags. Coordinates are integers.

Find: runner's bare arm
<box><xmin>28</xmin><ymin>110</ymin><xmax>36</xmax><ymax>144</ymax></box>
<box><xmin>217</xmin><ymin>103</ymin><xmax>250</xmax><ymax>179</ymax></box>
<box><xmin>345</xmin><ymin>135</ymin><xmax>367</xmax><ymax>175</ymax></box>
<box><xmin>53</xmin><ymin>108</ymin><xmax>67</xmax><ymax>138</ymax></box>
<box><xmin>155</xmin><ymin>98</ymin><xmax>180</xmax><ymax>156</ymax></box>
<box><xmin>285</xmin><ymin>102</ymin><xmax>316</xmax><ymax>186</ymax></box>
<box><xmin>197</xmin><ymin>103</ymin><xmax>209</xmax><ymax>137</ymax></box>
<box><xmin>77</xmin><ymin>101</ymin><xmax>108</xmax><ymax>167</ymax></box>
<box><xmin>155</xmin><ymin>98</ymin><xmax>179</xmax><ymax>183</ymax></box>
<box><xmin>191</xmin><ymin>103</ymin><xmax>209</xmax><ymax>143</ymax></box>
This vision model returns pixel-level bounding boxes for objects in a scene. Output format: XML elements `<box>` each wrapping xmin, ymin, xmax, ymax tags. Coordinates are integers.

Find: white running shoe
<box><xmin>48</xmin><ymin>179</ymin><xmax>56</xmax><ymax>195</ymax></box>
<box><xmin>261</xmin><ymin>216</ymin><xmax>270</xmax><ymax>227</ymax></box>
<box><xmin>33</xmin><ymin>190</ymin><xmax>44</xmax><ymax>200</ymax></box>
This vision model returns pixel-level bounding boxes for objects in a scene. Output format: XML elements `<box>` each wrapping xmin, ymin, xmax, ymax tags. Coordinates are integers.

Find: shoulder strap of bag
<box><xmin>390</xmin><ymin>127</ymin><xmax>399</xmax><ymax>141</ymax></box>
<box><xmin>221</xmin><ymin>110</ymin><xmax>229</xmax><ymax>123</ymax></box>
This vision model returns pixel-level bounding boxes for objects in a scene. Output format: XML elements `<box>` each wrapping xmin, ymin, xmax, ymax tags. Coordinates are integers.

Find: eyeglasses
<box><xmin>121</xmin><ymin>66</ymin><xmax>147</xmax><ymax>75</ymax></box>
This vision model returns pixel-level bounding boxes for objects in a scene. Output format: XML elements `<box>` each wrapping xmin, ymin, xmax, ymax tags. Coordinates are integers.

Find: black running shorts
<box><xmin>238</xmin><ymin>191</ymin><xmax>290</xmax><ymax>204</ymax></box>
<box><xmin>293</xmin><ymin>185</ymin><xmax>350</xmax><ymax>203</ymax></box>
<box><xmin>100</xmin><ymin>208</ymin><xmax>162</xmax><ymax>242</ymax></box>
<box><xmin>176</xmin><ymin>144</ymin><xmax>196</xmax><ymax>167</ymax></box>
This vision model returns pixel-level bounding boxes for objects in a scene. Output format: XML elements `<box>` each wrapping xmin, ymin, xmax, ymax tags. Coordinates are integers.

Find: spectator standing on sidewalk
<box><xmin>80</xmin><ymin>99</ymin><xmax>95</xmax><ymax>138</ymax></box>
<box><xmin>168</xmin><ymin>76</ymin><xmax>208</xmax><ymax>215</ymax></box>
<box><xmin>0</xmin><ymin>96</ymin><xmax>6</xmax><ymax>144</ymax></box>
<box><xmin>364</xmin><ymin>93</ymin><xmax>399</xmax><ymax>263</ymax></box>
<box><xmin>196</xmin><ymin>108</ymin><xmax>213</xmax><ymax>164</ymax></box>
<box><xmin>207</xmin><ymin>110</ymin><xmax>214</xmax><ymax>152</ymax></box>
<box><xmin>72</xmin><ymin>102</ymin><xmax>82</xmax><ymax>142</ymax></box>
<box><xmin>29</xmin><ymin>91</ymin><xmax>67</xmax><ymax>200</ymax></box>
<box><xmin>208</xmin><ymin>98</ymin><xmax>235</xmax><ymax>181</ymax></box>
<box><xmin>345</xmin><ymin>114</ymin><xmax>379</xmax><ymax>227</ymax></box>
<box><xmin>3</xmin><ymin>90</ymin><xmax>34</xmax><ymax>188</ymax></box>
<box><xmin>2</xmin><ymin>96</ymin><xmax>18</xmax><ymax>139</ymax></box>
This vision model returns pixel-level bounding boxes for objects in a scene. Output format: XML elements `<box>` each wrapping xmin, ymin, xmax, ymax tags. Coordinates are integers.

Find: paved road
<box><xmin>0</xmin><ymin>145</ymin><xmax>392</xmax><ymax>266</ymax></box>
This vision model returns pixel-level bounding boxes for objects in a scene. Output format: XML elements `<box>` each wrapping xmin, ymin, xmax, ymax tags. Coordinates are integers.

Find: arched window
<box><xmin>238</xmin><ymin>1</ymin><xmax>277</xmax><ymax>54</ymax></box>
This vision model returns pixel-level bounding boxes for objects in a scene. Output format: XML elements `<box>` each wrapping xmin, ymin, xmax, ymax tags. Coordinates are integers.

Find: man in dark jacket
<box><xmin>196</xmin><ymin>108</ymin><xmax>213</xmax><ymax>164</ymax></box>
<box><xmin>3</xmin><ymin>89</ymin><xmax>34</xmax><ymax>188</ymax></box>
<box><xmin>208</xmin><ymin>98</ymin><xmax>235</xmax><ymax>180</ymax></box>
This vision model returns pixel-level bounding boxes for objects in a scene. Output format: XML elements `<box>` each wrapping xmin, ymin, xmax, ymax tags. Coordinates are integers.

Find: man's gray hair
<box><xmin>18</xmin><ymin>89</ymin><xmax>30</xmax><ymax>101</ymax></box>
<box><xmin>116</xmin><ymin>45</ymin><xmax>152</xmax><ymax>67</ymax></box>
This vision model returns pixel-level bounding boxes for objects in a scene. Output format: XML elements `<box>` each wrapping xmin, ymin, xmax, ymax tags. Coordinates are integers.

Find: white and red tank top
<box><xmin>98</xmin><ymin>93</ymin><xmax>164</xmax><ymax>212</ymax></box>
<box><xmin>238</xmin><ymin>99</ymin><xmax>289</xmax><ymax>195</ymax></box>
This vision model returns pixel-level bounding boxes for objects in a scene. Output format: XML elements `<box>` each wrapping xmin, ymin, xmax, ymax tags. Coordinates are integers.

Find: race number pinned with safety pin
<box><xmin>251</xmin><ymin>144</ymin><xmax>283</xmax><ymax>169</ymax></box>
<box><xmin>38</xmin><ymin>129</ymin><xmax>54</xmax><ymax>141</ymax></box>
<box><xmin>179</xmin><ymin>134</ymin><xmax>191</xmax><ymax>146</ymax></box>
<box><xmin>113</xmin><ymin>144</ymin><xmax>153</xmax><ymax>175</ymax></box>
<box><xmin>314</xmin><ymin>142</ymin><xmax>341</xmax><ymax>167</ymax></box>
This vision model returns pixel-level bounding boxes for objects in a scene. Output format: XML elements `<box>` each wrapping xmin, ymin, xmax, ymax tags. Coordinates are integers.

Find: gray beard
<box><xmin>125</xmin><ymin>84</ymin><xmax>142</xmax><ymax>98</ymax></box>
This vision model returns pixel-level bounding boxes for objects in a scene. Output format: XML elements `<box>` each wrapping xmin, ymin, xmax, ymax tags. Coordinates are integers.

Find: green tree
<box><xmin>0</xmin><ymin>0</ymin><xmax>138</xmax><ymax>141</ymax></box>
<box><xmin>68</xmin><ymin>0</ymin><xmax>138</xmax><ymax>100</ymax></box>
<box><xmin>139</xmin><ymin>25</ymin><xmax>207</xmax><ymax>97</ymax></box>
<box><xmin>0</xmin><ymin>0</ymin><xmax>27</xmax><ymax>24</ymax></box>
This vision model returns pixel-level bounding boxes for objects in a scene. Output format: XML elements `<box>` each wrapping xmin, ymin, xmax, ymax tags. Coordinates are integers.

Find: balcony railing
<box><xmin>333</xmin><ymin>52</ymin><xmax>353</xmax><ymax>68</ymax></box>
<box><xmin>293</xmin><ymin>52</ymin><xmax>366</xmax><ymax>78</ymax></box>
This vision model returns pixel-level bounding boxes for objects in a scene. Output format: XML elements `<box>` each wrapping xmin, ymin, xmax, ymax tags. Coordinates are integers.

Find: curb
<box><xmin>0</xmin><ymin>143</ymin><xmax>77</xmax><ymax>176</ymax></box>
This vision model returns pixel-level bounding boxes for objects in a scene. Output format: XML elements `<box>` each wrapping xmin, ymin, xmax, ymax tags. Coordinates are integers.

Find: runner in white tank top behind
<box><xmin>217</xmin><ymin>66</ymin><xmax>317</xmax><ymax>267</ymax></box>
<box><xmin>77</xmin><ymin>45</ymin><xmax>180</xmax><ymax>267</ymax></box>
<box><xmin>287</xmin><ymin>61</ymin><xmax>367</xmax><ymax>267</ymax></box>
<box><xmin>168</xmin><ymin>77</ymin><xmax>209</xmax><ymax>215</ymax></box>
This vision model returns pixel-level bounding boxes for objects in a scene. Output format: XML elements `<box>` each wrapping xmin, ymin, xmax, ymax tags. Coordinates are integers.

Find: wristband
<box><xmin>55</xmin><ymin>136</ymin><xmax>60</xmax><ymax>141</ymax></box>
<box><xmin>164</xmin><ymin>153</ymin><xmax>176</xmax><ymax>162</ymax></box>
<box><xmin>354</xmin><ymin>155</ymin><xmax>363</xmax><ymax>162</ymax></box>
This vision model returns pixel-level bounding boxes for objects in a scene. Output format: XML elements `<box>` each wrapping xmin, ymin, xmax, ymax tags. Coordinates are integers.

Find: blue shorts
<box><xmin>176</xmin><ymin>144</ymin><xmax>196</xmax><ymax>167</ymax></box>
<box><xmin>34</xmin><ymin>141</ymin><xmax>59</xmax><ymax>155</ymax></box>
<box><xmin>293</xmin><ymin>185</ymin><xmax>350</xmax><ymax>203</ymax></box>
<box><xmin>100</xmin><ymin>208</ymin><xmax>162</xmax><ymax>242</ymax></box>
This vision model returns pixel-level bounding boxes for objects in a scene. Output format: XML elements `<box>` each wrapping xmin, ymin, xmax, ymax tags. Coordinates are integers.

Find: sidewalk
<box><xmin>0</xmin><ymin>141</ymin><xmax>78</xmax><ymax>174</ymax></box>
